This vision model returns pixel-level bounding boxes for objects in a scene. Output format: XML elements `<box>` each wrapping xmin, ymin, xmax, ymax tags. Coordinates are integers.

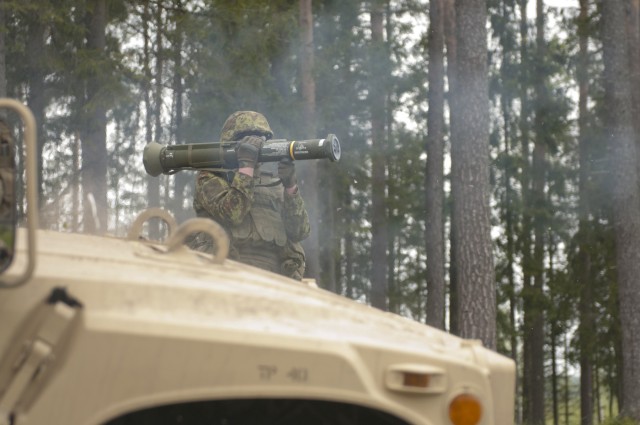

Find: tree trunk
<box><xmin>344</xmin><ymin>188</ymin><xmax>354</xmax><ymax>299</ymax></box>
<box><xmin>318</xmin><ymin>159</ymin><xmax>337</xmax><ymax>292</ymax></box>
<box><xmin>0</xmin><ymin>0</ymin><xmax>5</xmax><ymax>100</ymax></box>
<box><xmin>385</xmin><ymin>0</ymin><xmax>396</xmax><ymax>312</ymax></box>
<box><xmin>519</xmin><ymin>0</ymin><xmax>534</xmax><ymax>421</ymax></box>
<box><xmin>595</xmin><ymin>364</ymin><xmax>602</xmax><ymax>423</ymax></box>
<box><xmin>626</xmin><ymin>0</ymin><xmax>640</xmax><ymax>178</ymax></box>
<box><xmin>450</xmin><ymin>0</ymin><xmax>496</xmax><ymax>349</ymax></box>
<box><xmin>171</xmin><ymin>0</ymin><xmax>190</xmax><ymax>224</ymax></box>
<box><xmin>153</xmin><ymin>0</ymin><xmax>165</xmax><ymax>238</ymax></box>
<box><xmin>425</xmin><ymin>0</ymin><xmax>446</xmax><ymax>330</ymax></box>
<box><xmin>26</xmin><ymin>9</ymin><xmax>46</xmax><ymax>221</ymax></box>
<box><xmin>602</xmin><ymin>0</ymin><xmax>640</xmax><ymax>420</ymax></box>
<box><xmin>81</xmin><ymin>0</ymin><xmax>108</xmax><ymax>233</ymax></box>
<box><xmin>369</xmin><ymin>0</ymin><xmax>388</xmax><ymax>311</ymax></box>
<box><xmin>564</xmin><ymin>334</ymin><xmax>571</xmax><ymax>425</ymax></box>
<box><xmin>551</xmin><ymin>328</ymin><xmax>559</xmax><ymax>425</ymax></box>
<box><xmin>143</xmin><ymin>0</ymin><xmax>159</xmax><ymax>236</ymax></box>
<box><xmin>577</xmin><ymin>1</ymin><xmax>594</xmax><ymax>424</ymax></box>
<box><xmin>525</xmin><ymin>1</ymin><xmax>547</xmax><ymax>422</ymax></box>
<box><xmin>72</xmin><ymin>134</ymin><xmax>79</xmax><ymax>232</ymax></box>
<box><xmin>443</xmin><ymin>0</ymin><xmax>458</xmax><ymax>335</ymax></box>
<box><xmin>298</xmin><ymin>0</ymin><xmax>323</xmax><ymax>288</ymax></box>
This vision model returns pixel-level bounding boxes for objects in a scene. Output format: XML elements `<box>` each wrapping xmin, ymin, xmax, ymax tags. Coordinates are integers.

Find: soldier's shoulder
<box><xmin>197</xmin><ymin>170</ymin><xmax>227</xmax><ymax>182</ymax></box>
<box><xmin>195</xmin><ymin>170</ymin><xmax>227</xmax><ymax>190</ymax></box>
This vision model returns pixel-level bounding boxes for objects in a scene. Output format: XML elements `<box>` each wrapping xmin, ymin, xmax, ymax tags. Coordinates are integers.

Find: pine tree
<box><xmin>369</xmin><ymin>0</ymin><xmax>389</xmax><ymax>311</ymax></box>
<box><xmin>577</xmin><ymin>1</ymin><xmax>594</xmax><ymax>423</ymax></box>
<box><xmin>602</xmin><ymin>0</ymin><xmax>640</xmax><ymax>419</ymax></box>
<box><xmin>425</xmin><ymin>0</ymin><xmax>446</xmax><ymax>330</ymax></box>
<box><xmin>450</xmin><ymin>0</ymin><xmax>496</xmax><ymax>349</ymax></box>
<box><xmin>297</xmin><ymin>0</ymin><xmax>321</xmax><ymax>284</ymax></box>
<box><xmin>81</xmin><ymin>0</ymin><xmax>109</xmax><ymax>233</ymax></box>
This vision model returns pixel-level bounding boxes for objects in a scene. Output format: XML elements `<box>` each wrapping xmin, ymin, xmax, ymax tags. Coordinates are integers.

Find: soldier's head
<box><xmin>220</xmin><ymin>111</ymin><xmax>274</xmax><ymax>142</ymax></box>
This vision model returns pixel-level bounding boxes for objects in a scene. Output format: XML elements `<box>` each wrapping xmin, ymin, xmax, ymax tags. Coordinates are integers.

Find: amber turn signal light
<box><xmin>448</xmin><ymin>393</ymin><xmax>482</xmax><ymax>425</ymax></box>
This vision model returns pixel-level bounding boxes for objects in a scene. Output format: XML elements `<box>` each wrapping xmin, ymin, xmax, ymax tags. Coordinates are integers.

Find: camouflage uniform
<box><xmin>191</xmin><ymin>112</ymin><xmax>310</xmax><ymax>280</ymax></box>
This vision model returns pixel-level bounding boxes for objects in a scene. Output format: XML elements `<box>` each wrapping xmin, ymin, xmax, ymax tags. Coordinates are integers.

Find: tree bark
<box><xmin>602</xmin><ymin>0</ymin><xmax>640</xmax><ymax>420</ymax></box>
<box><xmin>425</xmin><ymin>0</ymin><xmax>445</xmax><ymax>330</ymax></box>
<box><xmin>297</xmin><ymin>0</ymin><xmax>323</xmax><ymax>288</ymax></box>
<box><xmin>143</xmin><ymin>0</ymin><xmax>159</xmax><ymax>237</ymax></box>
<box><xmin>443</xmin><ymin>0</ymin><xmax>458</xmax><ymax>335</ymax></box>
<box><xmin>626</xmin><ymin>0</ymin><xmax>640</xmax><ymax>179</ymax></box>
<box><xmin>318</xmin><ymin>159</ymin><xmax>337</xmax><ymax>292</ymax></box>
<box><xmin>0</xmin><ymin>0</ymin><xmax>6</xmax><ymax>100</ymax></box>
<box><xmin>152</xmin><ymin>0</ymin><xmax>164</xmax><ymax>239</ymax></box>
<box><xmin>450</xmin><ymin>0</ymin><xmax>496</xmax><ymax>349</ymax></box>
<box><xmin>551</xmin><ymin>327</ymin><xmax>559</xmax><ymax>425</ymax></box>
<box><xmin>564</xmin><ymin>334</ymin><xmax>571</xmax><ymax>425</ymax></box>
<box><xmin>171</xmin><ymin>0</ymin><xmax>190</xmax><ymax>224</ymax></box>
<box><xmin>26</xmin><ymin>8</ymin><xmax>46</xmax><ymax>220</ymax></box>
<box><xmin>524</xmin><ymin>1</ymin><xmax>547</xmax><ymax>422</ymax></box>
<box><xmin>577</xmin><ymin>1</ymin><xmax>594</xmax><ymax>424</ymax></box>
<box><xmin>81</xmin><ymin>0</ymin><xmax>108</xmax><ymax>233</ymax></box>
<box><xmin>518</xmin><ymin>1</ymin><xmax>534</xmax><ymax>421</ymax></box>
<box><xmin>72</xmin><ymin>134</ymin><xmax>79</xmax><ymax>232</ymax></box>
<box><xmin>369</xmin><ymin>0</ymin><xmax>388</xmax><ymax>311</ymax></box>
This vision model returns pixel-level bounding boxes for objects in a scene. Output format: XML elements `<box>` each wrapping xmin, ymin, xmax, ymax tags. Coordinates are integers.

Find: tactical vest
<box><xmin>196</xmin><ymin>172</ymin><xmax>305</xmax><ymax>280</ymax></box>
<box><xmin>230</xmin><ymin>176</ymin><xmax>288</xmax><ymax>247</ymax></box>
<box><xmin>234</xmin><ymin>174</ymin><xmax>305</xmax><ymax>279</ymax></box>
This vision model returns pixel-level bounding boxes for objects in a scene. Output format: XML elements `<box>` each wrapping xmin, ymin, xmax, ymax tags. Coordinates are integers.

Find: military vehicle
<box><xmin>0</xmin><ymin>99</ymin><xmax>515</xmax><ymax>425</ymax></box>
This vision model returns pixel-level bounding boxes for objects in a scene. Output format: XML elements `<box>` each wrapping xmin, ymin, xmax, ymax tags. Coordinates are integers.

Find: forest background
<box><xmin>2</xmin><ymin>0</ymin><xmax>640</xmax><ymax>424</ymax></box>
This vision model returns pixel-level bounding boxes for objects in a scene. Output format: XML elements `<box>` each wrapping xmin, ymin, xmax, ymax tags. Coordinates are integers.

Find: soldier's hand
<box><xmin>236</xmin><ymin>135</ymin><xmax>264</xmax><ymax>169</ymax></box>
<box><xmin>278</xmin><ymin>158</ymin><xmax>297</xmax><ymax>189</ymax></box>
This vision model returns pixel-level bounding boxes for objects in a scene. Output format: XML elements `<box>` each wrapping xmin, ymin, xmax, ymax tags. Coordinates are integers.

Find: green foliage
<box><xmin>386</xmin><ymin>127</ymin><xmax>427</xmax><ymax>319</ymax></box>
<box><xmin>180</xmin><ymin>0</ymin><xmax>300</xmax><ymax>142</ymax></box>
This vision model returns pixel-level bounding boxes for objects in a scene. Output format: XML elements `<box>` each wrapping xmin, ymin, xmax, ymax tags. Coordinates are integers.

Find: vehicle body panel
<box><xmin>0</xmin><ymin>228</ymin><xmax>515</xmax><ymax>425</ymax></box>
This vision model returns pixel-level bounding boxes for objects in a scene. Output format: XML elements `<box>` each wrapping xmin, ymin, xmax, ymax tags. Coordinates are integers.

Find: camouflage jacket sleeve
<box><xmin>282</xmin><ymin>190</ymin><xmax>310</xmax><ymax>242</ymax></box>
<box><xmin>194</xmin><ymin>171</ymin><xmax>254</xmax><ymax>226</ymax></box>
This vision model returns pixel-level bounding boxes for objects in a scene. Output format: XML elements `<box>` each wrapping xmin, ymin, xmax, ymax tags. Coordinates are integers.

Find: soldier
<box><xmin>191</xmin><ymin>111</ymin><xmax>310</xmax><ymax>280</ymax></box>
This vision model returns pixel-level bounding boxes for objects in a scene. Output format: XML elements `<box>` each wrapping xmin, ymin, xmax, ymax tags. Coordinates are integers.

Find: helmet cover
<box><xmin>220</xmin><ymin>111</ymin><xmax>274</xmax><ymax>141</ymax></box>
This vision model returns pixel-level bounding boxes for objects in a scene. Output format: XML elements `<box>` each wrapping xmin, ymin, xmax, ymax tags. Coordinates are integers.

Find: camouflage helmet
<box><xmin>220</xmin><ymin>111</ymin><xmax>274</xmax><ymax>142</ymax></box>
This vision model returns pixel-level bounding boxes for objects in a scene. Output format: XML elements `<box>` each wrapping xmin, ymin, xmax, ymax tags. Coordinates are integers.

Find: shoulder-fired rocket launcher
<box><xmin>143</xmin><ymin>134</ymin><xmax>341</xmax><ymax>177</ymax></box>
